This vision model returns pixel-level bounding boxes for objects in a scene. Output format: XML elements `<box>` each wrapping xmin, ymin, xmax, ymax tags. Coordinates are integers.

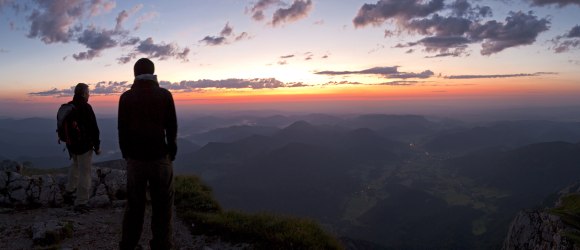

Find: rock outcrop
<box><xmin>503</xmin><ymin>210</ymin><xmax>574</xmax><ymax>250</ymax></box>
<box><xmin>503</xmin><ymin>183</ymin><xmax>580</xmax><ymax>250</ymax></box>
<box><xmin>0</xmin><ymin>160</ymin><xmax>126</xmax><ymax>208</ymax></box>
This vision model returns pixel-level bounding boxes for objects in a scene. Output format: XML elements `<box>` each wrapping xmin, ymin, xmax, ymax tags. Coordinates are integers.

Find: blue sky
<box><xmin>0</xmin><ymin>0</ymin><xmax>579</xmax><ymax>117</ymax></box>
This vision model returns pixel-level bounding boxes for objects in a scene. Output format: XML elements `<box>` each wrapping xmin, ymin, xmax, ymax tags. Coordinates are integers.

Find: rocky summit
<box><xmin>0</xmin><ymin>160</ymin><xmax>250</xmax><ymax>249</ymax></box>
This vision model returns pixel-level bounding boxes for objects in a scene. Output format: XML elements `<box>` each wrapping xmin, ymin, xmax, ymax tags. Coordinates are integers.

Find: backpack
<box><xmin>56</xmin><ymin>103</ymin><xmax>83</xmax><ymax>146</ymax></box>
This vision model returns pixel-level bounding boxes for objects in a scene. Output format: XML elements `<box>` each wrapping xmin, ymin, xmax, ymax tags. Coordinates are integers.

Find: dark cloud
<box><xmin>529</xmin><ymin>0</ymin><xmax>580</xmax><ymax>7</ymax></box>
<box><xmin>235</xmin><ymin>32</ymin><xmax>250</xmax><ymax>41</ymax></box>
<box><xmin>132</xmin><ymin>37</ymin><xmax>190</xmax><ymax>61</ymax></box>
<box><xmin>404</xmin><ymin>14</ymin><xmax>472</xmax><ymax>36</ymax></box>
<box><xmin>392</xmin><ymin>11</ymin><xmax>549</xmax><ymax>56</ymax></box>
<box><xmin>425</xmin><ymin>50</ymin><xmax>467</xmax><ymax>58</ymax></box>
<box><xmin>272</xmin><ymin>0</ymin><xmax>313</xmax><ymax>26</ymax></box>
<box><xmin>469</xmin><ymin>11</ymin><xmax>550</xmax><ymax>55</ymax></box>
<box><xmin>353</xmin><ymin>0</ymin><xmax>445</xmax><ymax>28</ymax></box>
<box><xmin>91</xmin><ymin>81</ymin><xmax>130</xmax><ymax>94</ymax></box>
<box><xmin>220</xmin><ymin>22</ymin><xmax>233</xmax><ymax>36</ymax></box>
<box><xmin>445</xmin><ymin>72</ymin><xmax>557</xmax><ymax>79</ymax></box>
<box><xmin>551</xmin><ymin>25</ymin><xmax>580</xmax><ymax>53</ymax></box>
<box><xmin>413</xmin><ymin>36</ymin><xmax>470</xmax><ymax>51</ymax></box>
<box><xmin>449</xmin><ymin>0</ymin><xmax>492</xmax><ymax>19</ymax></box>
<box><xmin>379</xmin><ymin>80</ymin><xmax>420</xmax><ymax>86</ymax></box>
<box><xmin>390</xmin><ymin>70</ymin><xmax>434</xmax><ymax>79</ymax></box>
<box><xmin>249</xmin><ymin>0</ymin><xmax>281</xmax><ymax>21</ymax></box>
<box><xmin>30</xmin><ymin>77</ymin><xmax>313</xmax><ymax>97</ymax></box>
<box><xmin>10</xmin><ymin>1</ymin><xmax>189</xmax><ymax>63</ymax></box>
<box><xmin>29</xmin><ymin>87</ymin><xmax>74</xmax><ymax>97</ymax></box>
<box><xmin>567</xmin><ymin>25</ymin><xmax>580</xmax><ymax>38</ymax></box>
<box><xmin>354</xmin><ymin>1</ymin><xmax>549</xmax><ymax>56</ymax></box>
<box><xmin>316</xmin><ymin>66</ymin><xmax>398</xmax><ymax>75</ymax></box>
<box><xmin>121</xmin><ymin>37</ymin><xmax>140</xmax><ymax>46</ymax></box>
<box><xmin>280</xmin><ymin>54</ymin><xmax>295</xmax><ymax>58</ymax></box>
<box><xmin>25</xmin><ymin>0</ymin><xmax>116</xmax><ymax>44</ymax></box>
<box><xmin>26</xmin><ymin>0</ymin><xmax>85</xmax><ymax>44</ymax></box>
<box><xmin>166</xmin><ymin>78</ymin><xmax>308</xmax><ymax>90</ymax></box>
<box><xmin>200</xmin><ymin>23</ymin><xmax>251</xmax><ymax>46</ymax></box>
<box><xmin>73</xmin><ymin>26</ymin><xmax>118</xmax><ymax>61</ymax></box>
<box><xmin>200</xmin><ymin>36</ymin><xmax>227</xmax><ymax>46</ymax></box>
<box><xmin>316</xmin><ymin>66</ymin><xmax>434</xmax><ymax>79</ymax></box>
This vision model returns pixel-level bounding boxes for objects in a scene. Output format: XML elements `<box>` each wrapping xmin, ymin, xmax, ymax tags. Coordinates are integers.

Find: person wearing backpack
<box><xmin>61</xmin><ymin>83</ymin><xmax>101</xmax><ymax>213</ymax></box>
<box><xmin>118</xmin><ymin>58</ymin><xmax>177</xmax><ymax>250</ymax></box>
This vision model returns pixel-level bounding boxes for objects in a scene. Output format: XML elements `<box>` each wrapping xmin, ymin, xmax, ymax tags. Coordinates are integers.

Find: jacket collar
<box><xmin>132</xmin><ymin>74</ymin><xmax>159</xmax><ymax>89</ymax></box>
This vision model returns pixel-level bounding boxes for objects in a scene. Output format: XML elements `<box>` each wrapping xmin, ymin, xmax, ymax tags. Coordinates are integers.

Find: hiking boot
<box><xmin>73</xmin><ymin>204</ymin><xmax>91</xmax><ymax>213</ymax></box>
<box><xmin>63</xmin><ymin>191</ymin><xmax>76</xmax><ymax>206</ymax></box>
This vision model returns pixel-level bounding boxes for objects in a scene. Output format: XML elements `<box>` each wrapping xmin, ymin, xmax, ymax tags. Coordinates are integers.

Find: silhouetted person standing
<box><xmin>63</xmin><ymin>83</ymin><xmax>101</xmax><ymax>213</ymax></box>
<box><xmin>118</xmin><ymin>58</ymin><xmax>178</xmax><ymax>250</ymax></box>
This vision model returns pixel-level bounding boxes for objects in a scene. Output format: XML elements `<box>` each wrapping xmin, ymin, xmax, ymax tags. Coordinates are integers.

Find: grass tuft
<box><xmin>174</xmin><ymin>175</ymin><xmax>343</xmax><ymax>249</ymax></box>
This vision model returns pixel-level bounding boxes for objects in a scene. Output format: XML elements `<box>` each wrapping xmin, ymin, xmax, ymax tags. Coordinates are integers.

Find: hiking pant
<box><xmin>120</xmin><ymin>156</ymin><xmax>174</xmax><ymax>250</ymax></box>
<box><xmin>66</xmin><ymin>150</ymin><xmax>93</xmax><ymax>205</ymax></box>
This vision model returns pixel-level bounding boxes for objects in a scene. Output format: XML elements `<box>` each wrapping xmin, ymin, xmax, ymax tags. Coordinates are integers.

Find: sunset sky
<box><xmin>0</xmin><ymin>0</ymin><xmax>579</xmax><ymax>117</ymax></box>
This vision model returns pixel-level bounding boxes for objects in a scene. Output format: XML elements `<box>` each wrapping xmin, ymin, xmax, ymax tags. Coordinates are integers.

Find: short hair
<box><xmin>74</xmin><ymin>83</ymin><xmax>89</xmax><ymax>96</ymax></box>
<box><xmin>134</xmin><ymin>58</ymin><xmax>155</xmax><ymax>76</ymax></box>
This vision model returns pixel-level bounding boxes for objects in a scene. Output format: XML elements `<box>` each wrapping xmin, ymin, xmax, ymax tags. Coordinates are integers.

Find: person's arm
<box><xmin>118</xmin><ymin>94</ymin><xmax>128</xmax><ymax>159</ymax></box>
<box><xmin>165</xmin><ymin>90</ymin><xmax>178</xmax><ymax>161</ymax></box>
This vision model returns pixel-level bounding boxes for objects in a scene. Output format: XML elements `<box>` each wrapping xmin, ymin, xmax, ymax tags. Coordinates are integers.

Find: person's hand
<box><xmin>95</xmin><ymin>148</ymin><xmax>102</xmax><ymax>155</ymax></box>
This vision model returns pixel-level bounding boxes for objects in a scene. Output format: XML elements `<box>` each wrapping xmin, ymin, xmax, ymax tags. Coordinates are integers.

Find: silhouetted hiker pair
<box><xmin>59</xmin><ymin>58</ymin><xmax>178</xmax><ymax>250</ymax></box>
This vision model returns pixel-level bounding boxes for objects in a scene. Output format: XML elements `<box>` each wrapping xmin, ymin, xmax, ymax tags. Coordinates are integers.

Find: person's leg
<box><xmin>66</xmin><ymin>154</ymin><xmax>80</xmax><ymax>193</ymax></box>
<box><xmin>148</xmin><ymin>156</ymin><xmax>174</xmax><ymax>250</ymax></box>
<box><xmin>75</xmin><ymin>150</ymin><xmax>93</xmax><ymax>206</ymax></box>
<box><xmin>64</xmin><ymin>153</ymin><xmax>80</xmax><ymax>205</ymax></box>
<box><xmin>120</xmin><ymin>159</ymin><xmax>148</xmax><ymax>250</ymax></box>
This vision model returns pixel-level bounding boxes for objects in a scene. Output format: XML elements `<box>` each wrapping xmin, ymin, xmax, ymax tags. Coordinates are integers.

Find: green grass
<box><xmin>174</xmin><ymin>175</ymin><xmax>343</xmax><ymax>250</ymax></box>
<box><xmin>549</xmin><ymin>193</ymin><xmax>580</xmax><ymax>246</ymax></box>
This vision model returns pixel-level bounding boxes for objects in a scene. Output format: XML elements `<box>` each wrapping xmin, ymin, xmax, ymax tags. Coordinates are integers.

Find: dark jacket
<box><xmin>118</xmin><ymin>76</ymin><xmax>178</xmax><ymax>161</ymax></box>
<box><xmin>67</xmin><ymin>95</ymin><xmax>101</xmax><ymax>155</ymax></box>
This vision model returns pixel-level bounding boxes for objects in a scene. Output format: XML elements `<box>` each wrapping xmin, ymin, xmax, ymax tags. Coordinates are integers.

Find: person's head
<box><xmin>74</xmin><ymin>83</ymin><xmax>90</xmax><ymax>101</ymax></box>
<box><xmin>133</xmin><ymin>58</ymin><xmax>155</xmax><ymax>77</ymax></box>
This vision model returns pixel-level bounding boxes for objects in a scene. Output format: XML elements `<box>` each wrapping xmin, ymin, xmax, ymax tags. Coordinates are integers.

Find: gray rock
<box><xmin>89</xmin><ymin>194</ymin><xmax>110</xmax><ymax>208</ymax></box>
<box><xmin>0</xmin><ymin>160</ymin><xmax>23</xmax><ymax>173</ymax></box>
<box><xmin>31</xmin><ymin>220</ymin><xmax>71</xmax><ymax>246</ymax></box>
<box><xmin>503</xmin><ymin>210</ymin><xmax>575</xmax><ymax>250</ymax></box>
<box><xmin>0</xmin><ymin>170</ymin><xmax>7</xmax><ymax>187</ymax></box>
<box><xmin>94</xmin><ymin>183</ymin><xmax>108</xmax><ymax>197</ymax></box>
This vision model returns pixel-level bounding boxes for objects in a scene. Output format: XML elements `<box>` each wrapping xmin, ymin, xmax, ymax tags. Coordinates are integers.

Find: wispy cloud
<box><xmin>444</xmin><ymin>72</ymin><xmax>558</xmax><ymax>79</ymax></box>
<box><xmin>315</xmin><ymin>66</ymin><xmax>435</xmax><ymax>79</ymax></box>
<box><xmin>118</xmin><ymin>37</ymin><xmax>190</xmax><ymax>63</ymax></box>
<box><xmin>29</xmin><ymin>78</ymin><xmax>312</xmax><ymax>97</ymax></box>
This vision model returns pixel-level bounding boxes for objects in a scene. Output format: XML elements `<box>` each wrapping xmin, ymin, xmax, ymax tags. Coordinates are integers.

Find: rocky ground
<box><xmin>0</xmin><ymin>204</ymin><xmax>251</xmax><ymax>250</ymax></box>
<box><xmin>0</xmin><ymin>160</ymin><xmax>251</xmax><ymax>250</ymax></box>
